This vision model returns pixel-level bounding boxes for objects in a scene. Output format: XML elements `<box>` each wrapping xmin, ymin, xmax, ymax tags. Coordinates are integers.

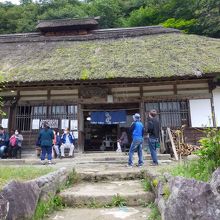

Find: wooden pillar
<box><xmin>77</xmin><ymin>103</ymin><xmax>84</xmax><ymax>153</ymax></box>
<box><xmin>139</xmin><ymin>85</ymin><xmax>145</xmax><ymax>125</ymax></box>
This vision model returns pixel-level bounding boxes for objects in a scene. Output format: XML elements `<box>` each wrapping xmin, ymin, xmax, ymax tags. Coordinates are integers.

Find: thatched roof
<box><xmin>0</xmin><ymin>27</ymin><xmax>220</xmax><ymax>84</ymax></box>
<box><xmin>36</xmin><ymin>18</ymin><xmax>99</xmax><ymax>31</ymax></box>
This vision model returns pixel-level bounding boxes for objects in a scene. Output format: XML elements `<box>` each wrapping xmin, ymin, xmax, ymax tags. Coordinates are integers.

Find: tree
<box><xmin>85</xmin><ymin>0</ymin><xmax>122</xmax><ymax>28</ymax></box>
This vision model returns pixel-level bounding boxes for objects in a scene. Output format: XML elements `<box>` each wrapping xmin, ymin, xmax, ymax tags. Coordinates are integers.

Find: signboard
<box><xmin>73</xmin><ymin>131</ymin><xmax>78</xmax><ymax>139</ymax></box>
<box><xmin>40</xmin><ymin>119</ymin><xmax>59</xmax><ymax>128</ymax></box>
<box><xmin>1</xmin><ymin>119</ymin><xmax>8</xmax><ymax>129</ymax></box>
<box><xmin>213</xmin><ymin>88</ymin><xmax>220</xmax><ymax>127</ymax></box>
<box><xmin>61</xmin><ymin>119</ymin><xmax>69</xmax><ymax>129</ymax></box>
<box><xmin>189</xmin><ymin>99</ymin><xmax>213</xmax><ymax>127</ymax></box>
<box><xmin>32</xmin><ymin>119</ymin><xmax>40</xmax><ymax>130</ymax></box>
<box><xmin>70</xmin><ymin>120</ymin><xmax>78</xmax><ymax>130</ymax></box>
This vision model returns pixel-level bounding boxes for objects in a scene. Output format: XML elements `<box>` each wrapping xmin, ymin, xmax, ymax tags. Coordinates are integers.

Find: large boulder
<box><xmin>210</xmin><ymin>167</ymin><xmax>220</xmax><ymax>196</ymax></box>
<box><xmin>0</xmin><ymin>194</ymin><xmax>9</xmax><ymax>220</ymax></box>
<box><xmin>159</xmin><ymin>168</ymin><xmax>220</xmax><ymax>220</ymax></box>
<box><xmin>33</xmin><ymin>167</ymin><xmax>68</xmax><ymax>201</ymax></box>
<box><xmin>1</xmin><ymin>180</ymin><xmax>40</xmax><ymax>220</ymax></box>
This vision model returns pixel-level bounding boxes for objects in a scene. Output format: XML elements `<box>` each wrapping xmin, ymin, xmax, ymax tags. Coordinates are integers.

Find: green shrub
<box><xmin>147</xmin><ymin>203</ymin><xmax>161</xmax><ymax>220</ymax></box>
<box><xmin>33</xmin><ymin>195</ymin><xmax>64</xmax><ymax>220</ymax></box>
<box><xmin>141</xmin><ymin>179</ymin><xmax>152</xmax><ymax>191</ymax></box>
<box><xmin>172</xmin><ymin>128</ymin><xmax>220</xmax><ymax>182</ymax></box>
<box><xmin>111</xmin><ymin>194</ymin><xmax>127</xmax><ymax>207</ymax></box>
<box><xmin>196</xmin><ymin>128</ymin><xmax>220</xmax><ymax>169</ymax></box>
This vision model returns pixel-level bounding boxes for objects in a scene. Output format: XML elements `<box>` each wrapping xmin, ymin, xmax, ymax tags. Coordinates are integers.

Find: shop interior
<box><xmin>83</xmin><ymin>104</ymin><xmax>139</xmax><ymax>152</ymax></box>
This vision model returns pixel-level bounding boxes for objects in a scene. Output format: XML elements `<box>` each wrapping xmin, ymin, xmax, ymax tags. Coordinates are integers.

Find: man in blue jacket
<box><xmin>60</xmin><ymin>128</ymin><xmax>74</xmax><ymax>158</ymax></box>
<box><xmin>128</xmin><ymin>113</ymin><xmax>144</xmax><ymax>167</ymax></box>
<box><xmin>0</xmin><ymin>126</ymin><xmax>9</xmax><ymax>158</ymax></box>
<box><xmin>38</xmin><ymin>122</ymin><xmax>54</xmax><ymax>164</ymax></box>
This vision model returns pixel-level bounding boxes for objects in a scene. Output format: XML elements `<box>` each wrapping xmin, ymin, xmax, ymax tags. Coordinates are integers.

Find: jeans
<box><xmin>0</xmin><ymin>145</ymin><xmax>7</xmax><ymax>158</ymax></box>
<box><xmin>128</xmin><ymin>138</ymin><xmax>143</xmax><ymax>166</ymax></box>
<box><xmin>148</xmin><ymin>137</ymin><xmax>159</xmax><ymax>164</ymax></box>
<box><xmin>41</xmin><ymin>145</ymin><xmax>52</xmax><ymax>161</ymax></box>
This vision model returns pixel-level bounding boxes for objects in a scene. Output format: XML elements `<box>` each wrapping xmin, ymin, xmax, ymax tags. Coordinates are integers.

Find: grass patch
<box><xmin>141</xmin><ymin>179</ymin><xmax>152</xmax><ymax>191</ymax></box>
<box><xmin>111</xmin><ymin>194</ymin><xmax>127</xmax><ymax>207</ymax></box>
<box><xmin>33</xmin><ymin>195</ymin><xmax>65</xmax><ymax>220</ymax></box>
<box><xmin>147</xmin><ymin>203</ymin><xmax>161</xmax><ymax>220</ymax></box>
<box><xmin>0</xmin><ymin>166</ymin><xmax>54</xmax><ymax>190</ymax></box>
<box><xmin>64</xmin><ymin>168</ymin><xmax>80</xmax><ymax>188</ymax></box>
<box><xmin>171</xmin><ymin>159</ymin><xmax>214</xmax><ymax>182</ymax></box>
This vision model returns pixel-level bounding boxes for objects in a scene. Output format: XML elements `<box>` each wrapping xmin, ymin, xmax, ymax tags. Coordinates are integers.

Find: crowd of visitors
<box><xmin>0</xmin><ymin>127</ymin><xmax>23</xmax><ymax>159</ymax></box>
<box><xmin>0</xmin><ymin>109</ymin><xmax>159</xmax><ymax>167</ymax></box>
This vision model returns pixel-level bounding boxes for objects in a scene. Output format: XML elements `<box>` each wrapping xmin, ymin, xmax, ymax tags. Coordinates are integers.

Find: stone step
<box><xmin>78</xmin><ymin>169</ymin><xmax>144</xmax><ymax>182</ymax></box>
<box><xmin>60</xmin><ymin>180</ymin><xmax>155</xmax><ymax>207</ymax></box>
<box><xmin>48</xmin><ymin>207</ymin><xmax>151</xmax><ymax>220</ymax></box>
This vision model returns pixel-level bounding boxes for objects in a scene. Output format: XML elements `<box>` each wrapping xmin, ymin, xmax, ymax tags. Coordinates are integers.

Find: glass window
<box><xmin>145</xmin><ymin>101</ymin><xmax>188</xmax><ymax>128</ymax></box>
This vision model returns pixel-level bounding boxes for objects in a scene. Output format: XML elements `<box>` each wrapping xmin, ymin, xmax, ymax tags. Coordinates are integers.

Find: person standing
<box><xmin>60</xmin><ymin>128</ymin><xmax>75</xmax><ymax>158</ymax></box>
<box><xmin>128</xmin><ymin>113</ymin><xmax>144</xmax><ymax>167</ymax></box>
<box><xmin>117</xmin><ymin>128</ymin><xmax>129</xmax><ymax>152</ymax></box>
<box><xmin>147</xmin><ymin>109</ymin><xmax>160</xmax><ymax>166</ymax></box>
<box><xmin>38</xmin><ymin>122</ymin><xmax>54</xmax><ymax>164</ymax></box>
<box><xmin>0</xmin><ymin>126</ymin><xmax>9</xmax><ymax>159</ymax></box>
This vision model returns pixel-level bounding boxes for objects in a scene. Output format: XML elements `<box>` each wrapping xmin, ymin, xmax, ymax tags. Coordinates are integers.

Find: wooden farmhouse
<box><xmin>0</xmin><ymin>18</ymin><xmax>220</xmax><ymax>152</ymax></box>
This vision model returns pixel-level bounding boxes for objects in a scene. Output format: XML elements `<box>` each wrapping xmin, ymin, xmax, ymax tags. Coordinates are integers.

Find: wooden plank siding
<box><xmin>0</xmin><ymin>78</ymin><xmax>215</xmax><ymax>150</ymax></box>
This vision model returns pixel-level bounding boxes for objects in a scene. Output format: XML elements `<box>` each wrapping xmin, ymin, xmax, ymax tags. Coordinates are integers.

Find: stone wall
<box><xmin>0</xmin><ymin>167</ymin><xmax>69</xmax><ymax>220</ymax></box>
<box><xmin>145</xmin><ymin>168</ymin><xmax>220</xmax><ymax>220</ymax></box>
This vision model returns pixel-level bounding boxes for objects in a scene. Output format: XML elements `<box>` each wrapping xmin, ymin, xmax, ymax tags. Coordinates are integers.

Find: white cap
<box><xmin>133</xmin><ymin>113</ymin><xmax>141</xmax><ymax>121</ymax></box>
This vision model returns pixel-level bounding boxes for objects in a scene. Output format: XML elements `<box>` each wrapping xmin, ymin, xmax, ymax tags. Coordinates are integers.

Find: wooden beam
<box><xmin>167</xmin><ymin>127</ymin><xmax>178</xmax><ymax>161</ymax></box>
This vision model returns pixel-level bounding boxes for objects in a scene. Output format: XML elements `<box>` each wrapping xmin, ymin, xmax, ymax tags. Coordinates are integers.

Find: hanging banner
<box><xmin>1</xmin><ymin>119</ymin><xmax>8</xmax><ymax>129</ymax></box>
<box><xmin>32</xmin><ymin>119</ymin><xmax>40</xmax><ymax>130</ymax></box>
<box><xmin>70</xmin><ymin>120</ymin><xmax>78</xmax><ymax>130</ymax></box>
<box><xmin>61</xmin><ymin>119</ymin><xmax>69</xmax><ymax>129</ymax></box>
<box><xmin>40</xmin><ymin>119</ymin><xmax>59</xmax><ymax>128</ymax></box>
<box><xmin>91</xmin><ymin>111</ymin><xmax>126</xmax><ymax>124</ymax></box>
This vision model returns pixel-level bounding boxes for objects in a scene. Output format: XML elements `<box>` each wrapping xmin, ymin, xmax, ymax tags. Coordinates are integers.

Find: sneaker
<box><xmin>127</xmin><ymin>164</ymin><xmax>133</xmax><ymax>168</ymax></box>
<box><xmin>138</xmin><ymin>164</ymin><xmax>144</xmax><ymax>167</ymax></box>
<box><xmin>48</xmin><ymin>160</ymin><xmax>52</xmax><ymax>165</ymax></box>
<box><xmin>150</xmin><ymin>162</ymin><xmax>159</xmax><ymax>166</ymax></box>
<box><xmin>41</xmin><ymin>160</ymin><xmax>46</xmax><ymax>165</ymax></box>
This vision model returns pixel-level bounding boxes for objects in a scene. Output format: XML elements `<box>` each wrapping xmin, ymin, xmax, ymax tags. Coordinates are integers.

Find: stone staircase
<box><xmin>51</xmin><ymin>165</ymin><xmax>157</xmax><ymax>220</ymax></box>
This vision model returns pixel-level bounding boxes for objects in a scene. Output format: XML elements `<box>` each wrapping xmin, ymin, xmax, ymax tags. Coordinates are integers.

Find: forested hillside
<box><xmin>0</xmin><ymin>0</ymin><xmax>219</xmax><ymax>37</ymax></box>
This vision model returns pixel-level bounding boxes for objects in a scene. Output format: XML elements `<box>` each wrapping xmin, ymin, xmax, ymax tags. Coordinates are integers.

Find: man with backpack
<box><xmin>128</xmin><ymin>113</ymin><xmax>144</xmax><ymax>167</ymax></box>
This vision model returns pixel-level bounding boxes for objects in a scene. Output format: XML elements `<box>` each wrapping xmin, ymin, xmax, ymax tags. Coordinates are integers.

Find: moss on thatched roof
<box><xmin>0</xmin><ymin>32</ymin><xmax>220</xmax><ymax>83</ymax></box>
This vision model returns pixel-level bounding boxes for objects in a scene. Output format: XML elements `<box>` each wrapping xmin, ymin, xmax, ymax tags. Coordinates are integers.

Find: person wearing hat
<box><xmin>128</xmin><ymin>113</ymin><xmax>144</xmax><ymax>167</ymax></box>
<box><xmin>38</xmin><ymin>122</ymin><xmax>54</xmax><ymax>165</ymax></box>
<box><xmin>147</xmin><ymin>109</ymin><xmax>160</xmax><ymax>165</ymax></box>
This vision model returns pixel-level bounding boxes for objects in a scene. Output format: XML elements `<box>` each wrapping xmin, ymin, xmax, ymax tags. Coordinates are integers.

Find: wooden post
<box><xmin>77</xmin><ymin>103</ymin><xmax>84</xmax><ymax>153</ymax></box>
<box><xmin>167</xmin><ymin>127</ymin><xmax>178</xmax><ymax>160</ymax></box>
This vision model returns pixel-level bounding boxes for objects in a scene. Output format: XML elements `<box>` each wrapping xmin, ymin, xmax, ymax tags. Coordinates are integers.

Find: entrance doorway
<box><xmin>83</xmin><ymin>103</ymin><xmax>139</xmax><ymax>152</ymax></box>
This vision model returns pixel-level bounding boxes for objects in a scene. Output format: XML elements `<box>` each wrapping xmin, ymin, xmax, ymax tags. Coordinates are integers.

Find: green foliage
<box><xmin>172</xmin><ymin>128</ymin><xmax>220</xmax><ymax>182</ymax></box>
<box><xmin>0</xmin><ymin>166</ymin><xmax>54</xmax><ymax>190</ymax></box>
<box><xmin>33</xmin><ymin>195</ymin><xmax>65</xmax><ymax>220</ymax></box>
<box><xmin>141</xmin><ymin>179</ymin><xmax>152</xmax><ymax>191</ymax></box>
<box><xmin>162</xmin><ymin>184</ymin><xmax>170</xmax><ymax>200</ymax></box>
<box><xmin>196</xmin><ymin>128</ymin><xmax>220</xmax><ymax>168</ymax></box>
<box><xmin>147</xmin><ymin>202</ymin><xmax>161</xmax><ymax>220</ymax></box>
<box><xmin>0</xmin><ymin>0</ymin><xmax>219</xmax><ymax>37</ymax></box>
<box><xmin>162</xmin><ymin>18</ymin><xmax>197</xmax><ymax>33</ymax></box>
<box><xmin>65</xmin><ymin>168</ymin><xmax>79</xmax><ymax>188</ymax></box>
<box><xmin>111</xmin><ymin>194</ymin><xmax>127</xmax><ymax>207</ymax></box>
<box><xmin>171</xmin><ymin>160</ymin><xmax>214</xmax><ymax>182</ymax></box>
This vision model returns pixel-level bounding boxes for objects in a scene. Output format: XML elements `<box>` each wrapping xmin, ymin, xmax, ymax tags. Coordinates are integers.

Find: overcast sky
<box><xmin>0</xmin><ymin>0</ymin><xmax>21</xmax><ymax>4</ymax></box>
